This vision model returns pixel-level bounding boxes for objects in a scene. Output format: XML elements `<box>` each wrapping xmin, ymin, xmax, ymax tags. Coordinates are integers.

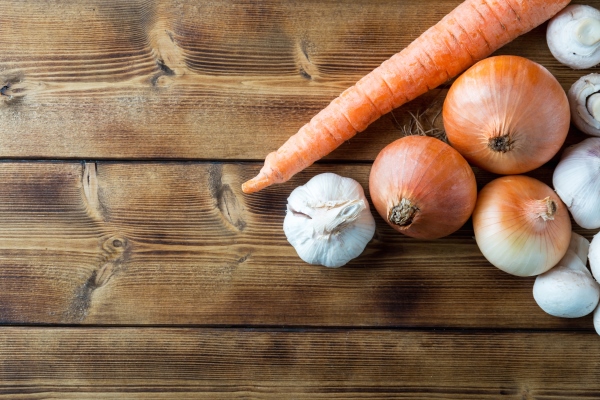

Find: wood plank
<box><xmin>0</xmin><ymin>327</ymin><xmax>598</xmax><ymax>399</ymax></box>
<box><xmin>0</xmin><ymin>161</ymin><xmax>596</xmax><ymax>329</ymax></box>
<box><xmin>0</xmin><ymin>0</ymin><xmax>595</xmax><ymax>160</ymax></box>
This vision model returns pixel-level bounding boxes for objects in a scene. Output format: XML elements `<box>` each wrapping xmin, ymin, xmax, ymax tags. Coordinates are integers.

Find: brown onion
<box><xmin>473</xmin><ymin>175</ymin><xmax>571</xmax><ymax>277</ymax></box>
<box><xmin>443</xmin><ymin>55</ymin><xmax>570</xmax><ymax>175</ymax></box>
<box><xmin>369</xmin><ymin>136</ymin><xmax>477</xmax><ymax>239</ymax></box>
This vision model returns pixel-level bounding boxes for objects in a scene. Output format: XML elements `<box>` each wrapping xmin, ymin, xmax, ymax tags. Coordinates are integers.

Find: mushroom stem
<box><xmin>574</xmin><ymin>17</ymin><xmax>600</xmax><ymax>46</ymax></box>
<box><xmin>587</xmin><ymin>92</ymin><xmax>600</xmax><ymax>122</ymax></box>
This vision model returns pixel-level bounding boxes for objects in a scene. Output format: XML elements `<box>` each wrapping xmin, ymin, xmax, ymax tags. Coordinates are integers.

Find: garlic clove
<box><xmin>283</xmin><ymin>173</ymin><xmax>376</xmax><ymax>268</ymax></box>
<box><xmin>533</xmin><ymin>249</ymin><xmax>600</xmax><ymax>318</ymax></box>
<box><xmin>547</xmin><ymin>5</ymin><xmax>600</xmax><ymax>69</ymax></box>
<box><xmin>594</xmin><ymin>304</ymin><xmax>600</xmax><ymax>335</ymax></box>
<box><xmin>568</xmin><ymin>73</ymin><xmax>600</xmax><ymax>137</ymax></box>
<box><xmin>560</xmin><ymin>249</ymin><xmax>592</xmax><ymax>275</ymax></box>
<box><xmin>553</xmin><ymin>137</ymin><xmax>600</xmax><ymax>229</ymax></box>
<box><xmin>569</xmin><ymin>232</ymin><xmax>590</xmax><ymax>266</ymax></box>
<box><xmin>589</xmin><ymin>232</ymin><xmax>600</xmax><ymax>282</ymax></box>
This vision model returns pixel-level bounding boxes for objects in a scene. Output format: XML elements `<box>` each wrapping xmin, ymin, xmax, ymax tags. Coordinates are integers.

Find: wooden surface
<box><xmin>1</xmin><ymin>0</ymin><xmax>600</xmax><ymax>398</ymax></box>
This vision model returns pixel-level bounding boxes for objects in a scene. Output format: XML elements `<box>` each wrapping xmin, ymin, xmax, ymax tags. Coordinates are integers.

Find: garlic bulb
<box><xmin>283</xmin><ymin>173</ymin><xmax>376</xmax><ymax>268</ymax></box>
<box><xmin>533</xmin><ymin>247</ymin><xmax>600</xmax><ymax>318</ymax></box>
<box><xmin>553</xmin><ymin>137</ymin><xmax>600</xmax><ymax>229</ymax></box>
<box><xmin>547</xmin><ymin>5</ymin><xmax>600</xmax><ymax>69</ymax></box>
<box><xmin>568</xmin><ymin>73</ymin><xmax>600</xmax><ymax>137</ymax></box>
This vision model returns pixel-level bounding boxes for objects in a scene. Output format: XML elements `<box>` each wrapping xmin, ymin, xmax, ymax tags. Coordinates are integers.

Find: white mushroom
<box><xmin>533</xmin><ymin>242</ymin><xmax>600</xmax><ymax>318</ymax></box>
<box><xmin>283</xmin><ymin>173</ymin><xmax>376</xmax><ymax>268</ymax></box>
<box><xmin>568</xmin><ymin>74</ymin><xmax>600</xmax><ymax>136</ymax></box>
<box><xmin>547</xmin><ymin>5</ymin><xmax>600</xmax><ymax>69</ymax></box>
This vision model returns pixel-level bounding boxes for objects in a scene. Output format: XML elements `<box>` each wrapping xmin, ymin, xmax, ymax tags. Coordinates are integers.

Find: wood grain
<box><xmin>2</xmin><ymin>1</ymin><xmax>598</xmax><ymax>397</ymax></box>
<box><xmin>0</xmin><ymin>161</ymin><xmax>596</xmax><ymax>330</ymax></box>
<box><xmin>0</xmin><ymin>327</ymin><xmax>599</xmax><ymax>399</ymax></box>
<box><xmin>0</xmin><ymin>0</ymin><xmax>596</xmax><ymax>160</ymax></box>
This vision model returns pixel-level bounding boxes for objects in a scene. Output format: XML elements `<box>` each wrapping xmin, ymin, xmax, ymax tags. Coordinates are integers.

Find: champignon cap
<box><xmin>568</xmin><ymin>73</ymin><xmax>600</xmax><ymax>136</ymax></box>
<box><xmin>547</xmin><ymin>5</ymin><xmax>600</xmax><ymax>69</ymax></box>
<box><xmin>533</xmin><ymin>250</ymin><xmax>600</xmax><ymax>318</ymax></box>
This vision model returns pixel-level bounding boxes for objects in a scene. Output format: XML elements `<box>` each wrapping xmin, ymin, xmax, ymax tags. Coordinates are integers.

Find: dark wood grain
<box><xmin>0</xmin><ymin>0</ymin><xmax>596</xmax><ymax>161</ymax></box>
<box><xmin>0</xmin><ymin>327</ymin><xmax>599</xmax><ymax>399</ymax></box>
<box><xmin>0</xmin><ymin>161</ymin><xmax>595</xmax><ymax>330</ymax></box>
<box><xmin>2</xmin><ymin>1</ymin><xmax>598</xmax><ymax>397</ymax></box>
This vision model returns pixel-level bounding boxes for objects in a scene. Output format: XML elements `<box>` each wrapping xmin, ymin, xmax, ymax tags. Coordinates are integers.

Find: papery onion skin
<box><xmin>553</xmin><ymin>137</ymin><xmax>600</xmax><ymax>229</ymax></box>
<box><xmin>473</xmin><ymin>175</ymin><xmax>571</xmax><ymax>277</ymax></box>
<box><xmin>369</xmin><ymin>136</ymin><xmax>477</xmax><ymax>240</ymax></box>
<box><xmin>443</xmin><ymin>55</ymin><xmax>570</xmax><ymax>175</ymax></box>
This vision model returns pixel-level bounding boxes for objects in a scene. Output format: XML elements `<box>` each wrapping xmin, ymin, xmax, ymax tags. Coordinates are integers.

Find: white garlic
<box><xmin>547</xmin><ymin>5</ymin><xmax>600</xmax><ymax>69</ymax></box>
<box><xmin>589</xmin><ymin>233</ymin><xmax>600</xmax><ymax>335</ymax></box>
<box><xmin>553</xmin><ymin>138</ymin><xmax>600</xmax><ymax>229</ymax></box>
<box><xmin>283</xmin><ymin>173</ymin><xmax>376</xmax><ymax>268</ymax></box>
<box><xmin>588</xmin><ymin>232</ymin><xmax>600</xmax><ymax>282</ymax></box>
<box><xmin>533</xmin><ymin>246</ymin><xmax>600</xmax><ymax>318</ymax></box>
<box><xmin>594</xmin><ymin>305</ymin><xmax>600</xmax><ymax>335</ymax></box>
<box><xmin>561</xmin><ymin>232</ymin><xmax>590</xmax><ymax>272</ymax></box>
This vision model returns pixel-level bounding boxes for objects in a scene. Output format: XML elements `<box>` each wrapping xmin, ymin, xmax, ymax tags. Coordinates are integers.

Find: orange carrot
<box><xmin>242</xmin><ymin>0</ymin><xmax>571</xmax><ymax>194</ymax></box>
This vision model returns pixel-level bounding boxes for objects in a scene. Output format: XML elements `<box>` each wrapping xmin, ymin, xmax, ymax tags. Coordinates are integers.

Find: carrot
<box><xmin>242</xmin><ymin>0</ymin><xmax>571</xmax><ymax>194</ymax></box>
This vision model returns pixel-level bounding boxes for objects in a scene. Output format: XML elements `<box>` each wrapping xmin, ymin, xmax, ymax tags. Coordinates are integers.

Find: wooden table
<box><xmin>1</xmin><ymin>0</ymin><xmax>599</xmax><ymax>398</ymax></box>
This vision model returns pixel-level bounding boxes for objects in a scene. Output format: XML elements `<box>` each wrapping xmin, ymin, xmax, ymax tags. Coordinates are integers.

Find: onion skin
<box><xmin>443</xmin><ymin>55</ymin><xmax>570</xmax><ymax>175</ymax></box>
<box><xmin>473</xmin><ymin>175</ymin><xmax>571</xmax><ymax>277</ymax></box>
<box><xmin>369</xmin><ymin>136</ymin><xmax>477</xmax><ymax>240</ymax></box>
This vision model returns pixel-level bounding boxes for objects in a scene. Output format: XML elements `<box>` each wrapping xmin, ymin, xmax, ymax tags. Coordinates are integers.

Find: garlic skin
<box><xmin>568</xmin><ymin>73</ymin><xmax>600</xmax><ymax>137</ymax></box>
<box><xmin>533</xmin><ymin>249</ymin><xmax>600</xmax><ymax>318</ymax></box>
<box><xmin>588</xmin><ymin>232</ymin><xmax>600</xmax><ymax>282</ymax></box>
<box><xmin>569</xmin><ymin>232</ymin><xmax>591</xmax><ymax>267</ymax></box>
<box><xmin>283</xmin><ymin>173</ymin><xmax>376</xmax><ymax>268</ymax></box>
<box><xmin>547</xmin><ymin>5</ymin><xmax>600</xmax><ymax>69</ymax></box>
<box><xmin>594</xmin><ymin>305</ymin><xmax>600</xmax><ymax>335</ymax></box>
<box><xmin>553</xmin><ymin>138</ymin><xmax>600</xmax><ymax>229</ymax></box>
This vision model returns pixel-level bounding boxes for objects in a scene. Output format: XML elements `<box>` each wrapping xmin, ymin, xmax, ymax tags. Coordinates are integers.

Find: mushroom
<box><xmin>567</xmin><ymin>73</ymin><xmax>600</xmax><ymax>136</ymax></box>
<box><xmin>533</xmin><ymin>233</ymin><xmax>600</xmax><ymax>318</ymax></box>
<box><xmin>547</xmin><ymin>4</ymin><xmax>600</xmax><ymax>69</ymax></box>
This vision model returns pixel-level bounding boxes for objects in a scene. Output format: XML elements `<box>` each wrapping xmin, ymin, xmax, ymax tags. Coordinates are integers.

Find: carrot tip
<box><xmin>242</xmin><ymin>173</ymin><xmax>272</xmax><ymax>194</ymax></box>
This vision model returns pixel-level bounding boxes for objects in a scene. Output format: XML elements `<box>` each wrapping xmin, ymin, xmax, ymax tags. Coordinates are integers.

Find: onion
<box><xmin>443</xmin><ymin>55</ymin><xmax>570</xmax><ymax>175</ymax></box>
<box><xmin>369</xmin><ymin>135</ymin><xmax>477</xmax><ymax>240</ymax></box>
<box><xmin>472</xmin><ymin>175</ymin><xmax>572</xmax><ymax>277</ymax></box>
